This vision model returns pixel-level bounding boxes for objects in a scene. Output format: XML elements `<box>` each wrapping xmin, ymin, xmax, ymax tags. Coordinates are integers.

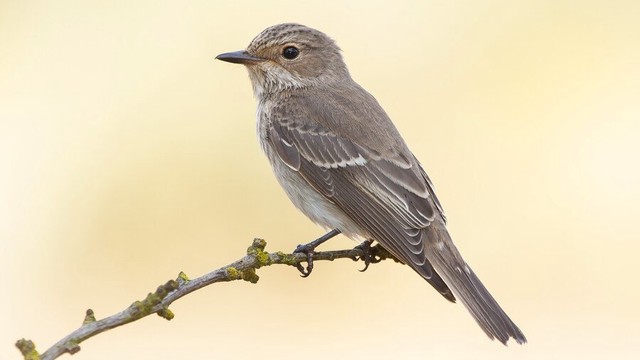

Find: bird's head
<box><xmin>216</xmin><ymin>23</ymin><xmax>349</xmax><ymax>97</ymax></box>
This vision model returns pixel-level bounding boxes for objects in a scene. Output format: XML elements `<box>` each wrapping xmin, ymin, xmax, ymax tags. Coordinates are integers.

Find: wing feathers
<box><xmin>295</xmin><ymin>157</ymin><xmax>457</xmax><ymax>300</ymax></box>
<box><xmin>269</xmin><ymin>126</ymin><xmax>300</xmax><ymax>170</ymax></box>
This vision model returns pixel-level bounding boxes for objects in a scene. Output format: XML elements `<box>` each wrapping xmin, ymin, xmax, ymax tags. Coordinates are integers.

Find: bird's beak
<box><xmin>215</xmin><ymin>50</ymin><xmax>264</xmax><ymax>64</ymax></box>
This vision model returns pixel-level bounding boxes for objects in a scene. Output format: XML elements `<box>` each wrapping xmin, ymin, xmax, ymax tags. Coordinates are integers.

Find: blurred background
<box><xmin>2</xmin><ymin>1</ymin><xmax>639</xmax><ymax>359</ymax></box>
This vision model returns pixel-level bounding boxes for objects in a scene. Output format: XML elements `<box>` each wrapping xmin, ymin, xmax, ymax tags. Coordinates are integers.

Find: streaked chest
<box><xmin>255</xmin><ymin>97</ymin><xmax>274</xmax><ymax>155</ymax></box>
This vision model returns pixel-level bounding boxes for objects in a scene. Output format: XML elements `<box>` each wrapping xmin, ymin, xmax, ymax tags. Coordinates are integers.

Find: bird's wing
<box><xmin>267</xmin><ymin>99</ymin><xmax>454</xmax><ymax>301</ymax></box>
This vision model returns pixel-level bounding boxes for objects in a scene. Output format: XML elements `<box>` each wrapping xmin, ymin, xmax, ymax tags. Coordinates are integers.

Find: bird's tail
<box><xmin>422</xmin><ymin>223</ymin><xmax>527</xmax><ymax>345</ymax></box>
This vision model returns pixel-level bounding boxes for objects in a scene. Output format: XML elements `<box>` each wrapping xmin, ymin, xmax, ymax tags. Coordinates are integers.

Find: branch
<box><xmin>16</xmin><ymin>238</ymin><xmax>397</xmax><ymax>360</ymax></box>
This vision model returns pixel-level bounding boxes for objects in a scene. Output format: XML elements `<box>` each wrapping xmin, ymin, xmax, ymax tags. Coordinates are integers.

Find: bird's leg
<box><xmin>294</xmin><ymin>229</ymin><xmax>341</xmax><ymax>277</ymax></box>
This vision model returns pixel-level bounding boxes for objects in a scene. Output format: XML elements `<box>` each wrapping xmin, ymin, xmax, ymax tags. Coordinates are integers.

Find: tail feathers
<box><xmin>423</xmin><ymin>225</ymin><xmax>527</xmax><ymax>345</ymax></box>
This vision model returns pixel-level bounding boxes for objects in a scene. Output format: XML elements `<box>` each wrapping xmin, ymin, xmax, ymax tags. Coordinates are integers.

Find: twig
<box><xmin>15</xmin><ymin>238</ymin><xmax>397</xmax><ymax>360</ymax></box>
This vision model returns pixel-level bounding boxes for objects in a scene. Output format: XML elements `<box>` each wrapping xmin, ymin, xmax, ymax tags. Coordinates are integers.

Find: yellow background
<box><xmin>2</xmin><ymin>1</ymin><xmax>639</xmax><ymax>359</ymax></box>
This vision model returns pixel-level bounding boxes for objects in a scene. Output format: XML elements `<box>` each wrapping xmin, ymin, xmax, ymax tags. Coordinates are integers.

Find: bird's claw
<box><xmin>354</xmin><ymin>240</ymin><xmax>382</xmax><ymax>272</ymax></box>
<box><xmin>292</xmin><ymin>229</ymin><xmax>341</xmax><ymax>277</ymax></box>
<box><xmin>293</xmin><ymin>243</ymin><xmax>316</xmax><ymax>277</ymax></box>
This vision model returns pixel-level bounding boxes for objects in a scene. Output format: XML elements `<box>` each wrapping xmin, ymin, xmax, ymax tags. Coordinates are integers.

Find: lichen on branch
<box><xmin>16</xmin><ymin>238</ymin><xmax>397</xmax><ymax>360</ymax></box>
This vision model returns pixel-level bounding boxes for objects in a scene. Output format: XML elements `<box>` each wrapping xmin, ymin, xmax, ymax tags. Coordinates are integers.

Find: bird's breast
<box><xmin>255</xmin><ymin>100</ymin><xmax>368</xmax><ymax>240</ymax></box>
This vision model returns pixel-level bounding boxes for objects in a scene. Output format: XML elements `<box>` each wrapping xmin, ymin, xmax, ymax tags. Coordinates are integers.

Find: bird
<box><xmin>216</xmin><ymin>23</ymin><xmax>526</xmax><ymax>345</ymax></box>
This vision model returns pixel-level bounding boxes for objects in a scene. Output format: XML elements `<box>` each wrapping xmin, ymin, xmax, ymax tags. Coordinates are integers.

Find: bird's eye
<box><xmin>282</xmin><ymin>46</ymin><xmax>300</xmax><ymax>60</ymax></box>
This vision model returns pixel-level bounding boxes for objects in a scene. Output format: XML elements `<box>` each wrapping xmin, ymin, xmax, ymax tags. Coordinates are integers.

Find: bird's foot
<box><xmin>293</xmin><ymin>242</ymin><xmax>316</xmax><ymax>278</ymax></box>
<box><xmin>293</xmin><ymin>229</ymin><xmax>341</xmax><ymax>277</ymax></box>
<box><xmin>353</xmin><ymin>240</ymin><xmax>382</xmax><ymax>272</ymax></box>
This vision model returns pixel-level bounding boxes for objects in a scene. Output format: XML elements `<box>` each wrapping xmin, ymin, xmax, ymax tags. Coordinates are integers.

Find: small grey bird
<box><xmin>216</xmin><ymin>23</ymin><xmax>526</xmax><ymax>345</ymax></box>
